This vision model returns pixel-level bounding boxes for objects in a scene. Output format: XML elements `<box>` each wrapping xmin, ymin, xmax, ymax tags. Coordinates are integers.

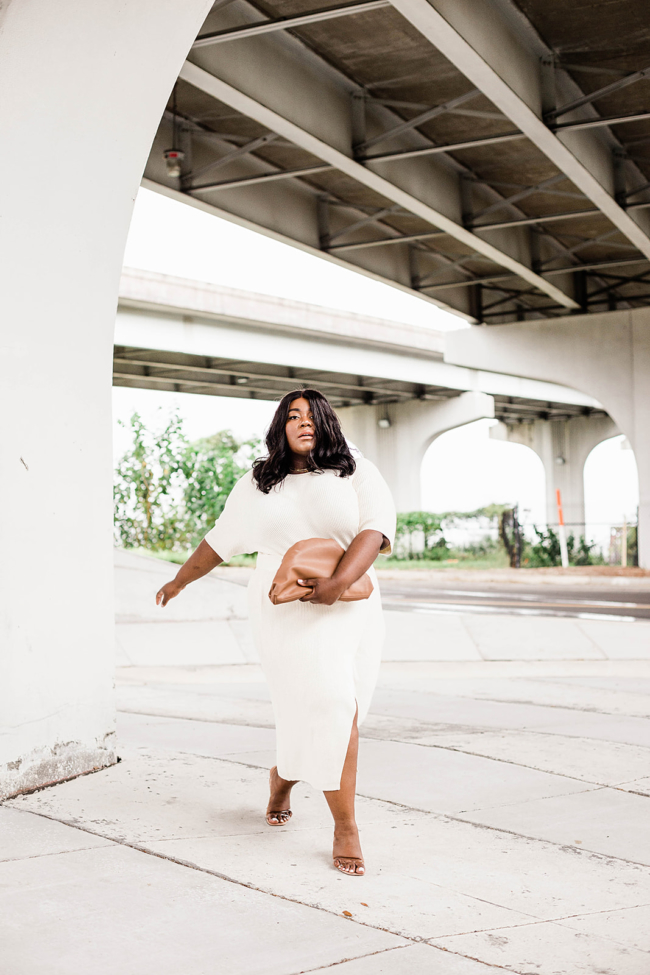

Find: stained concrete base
<box><xmin>3</xmin><ymin>655</ymin><xmax>650</xmax><ymax>975</ymax></box>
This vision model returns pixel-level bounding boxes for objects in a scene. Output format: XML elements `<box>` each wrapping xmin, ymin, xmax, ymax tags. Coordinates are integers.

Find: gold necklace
<box><xmin>289</xmin><ymin>467</ymin><xmax>311</xmax><ymax>474</ymax></box>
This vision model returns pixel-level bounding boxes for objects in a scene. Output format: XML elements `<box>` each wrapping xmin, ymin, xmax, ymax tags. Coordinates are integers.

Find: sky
<box><xmin>114</xmin><ymin>187</ymin><xmax>640</xmax><ymax>553</ymax></box>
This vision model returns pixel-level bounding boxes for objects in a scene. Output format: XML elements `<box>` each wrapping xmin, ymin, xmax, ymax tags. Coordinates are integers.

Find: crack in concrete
<box><xmin>295</xmin><ymin>944</ymin><xmax>412</xmax><ymax>974</ymax></box>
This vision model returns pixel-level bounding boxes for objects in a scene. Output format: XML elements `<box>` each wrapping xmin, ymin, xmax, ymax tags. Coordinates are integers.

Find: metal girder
<box><xmin>544</xmin><ymin>66</ymin><xmax>650</xmax><ymax>122</ymax></box>
<box><xmin>387</xmin><ymin>0</ymin><xmax>650</xmax><ymax>263</ymax></box>
<box><xmin>114</xmin><ymin>354</ymin><xmax>428</xmax><ymax>399</ymax></box>
<box><xmin>421</xmin><ymin>255</ymin><xmax>650</xmax><ymax>291</ymax></box>
<box><xmin>326</xmin><ymin>204</ymin><xmax>403</xmax><ymax>243</ymax></box>
<box><xmin>193</xmin><ymin>0</ymin><xmax>391</xmax><ymax>47</ymax></box>
<box><xmin>471</xmin><ymin>174</ymin><xmax>570</xmax><ymax>222</ymax></box>
<box><xmin>552</xmin><ymin>112</ymin><xmax>650</xmax><ymax>133</ymax></box>
<box><xmin>361</xmin><ymin>130</ymin><xmax>525</xmax><ymax>163</ymax></box>
<box><xmin>540</xmin><ymin>229</ymin><xmax>627</xmax><ymax>267</ymax></box>
<box><xmin>186</xmin><ymin>132</ymin><xmax>277</xmax><ymax>187</ymax></box>
<box><xmin>328</xmin><ymin>229</ymin><xmax>444</xmax><ymax>251</ymax></box>
<box><xmin>179</xmin><ymin>60</ymin><xmax>577</xmax><ymax>309</ymax></box>
<box><xmin>354</xmin><ymin>88</ymin><xmax>480</xmax><ymax>154</ymax></box>
<box><xmin>192</xmin><ymin>163</ymin><xmax>331</xmax><ymax>192</ymax></box>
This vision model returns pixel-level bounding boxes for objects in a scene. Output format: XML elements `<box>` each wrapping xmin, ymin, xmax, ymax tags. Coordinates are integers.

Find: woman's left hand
<box><xmin>298</xmin><ymin>578</ymin><xmax>346</xmax><ymax>605</ymax></box>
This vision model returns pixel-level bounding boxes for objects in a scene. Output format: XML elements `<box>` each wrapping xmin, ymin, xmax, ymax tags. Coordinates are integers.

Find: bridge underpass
<box><xmin>115</xmin><ymin>268</ymin><xmax>615</xmax><ymax>521</ymax></box>
<box><xmin>3</xmin><ymin>0</ymin><xmax>650</xmax><ymax>852</ymax></box>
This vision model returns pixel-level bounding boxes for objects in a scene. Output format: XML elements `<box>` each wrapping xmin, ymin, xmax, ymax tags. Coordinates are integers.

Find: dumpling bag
<box><xmin>268</xmin><ymin>538</ymin><xmax>374</xmax><ymax>605</ymax></box>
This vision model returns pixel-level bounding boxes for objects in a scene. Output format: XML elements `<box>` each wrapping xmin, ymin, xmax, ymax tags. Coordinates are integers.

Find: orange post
<box><xmin>556</xmin><ymin>489</ymin><xmax>569</xmax><ymax>567</ymax></box>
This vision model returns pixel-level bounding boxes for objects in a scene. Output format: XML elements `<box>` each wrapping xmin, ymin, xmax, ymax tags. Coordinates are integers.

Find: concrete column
<box><xmin>491</xmin><ymin>415</ymin><xmax>620</xmax><ymax>532</ymax></box>
<box><xmin>338</xmin><ymin>391</ymin><xmax>494</xmax><ymax>511</ymax></box>
<box><xmin>0</xmin><ymin>0</ymin><xmax>213</xmax><ymax>799</ymax></box>
<box><xmin>446</xmin><ymin>310</ymin><xmax>650</xmax><ymax>566</ymax></box>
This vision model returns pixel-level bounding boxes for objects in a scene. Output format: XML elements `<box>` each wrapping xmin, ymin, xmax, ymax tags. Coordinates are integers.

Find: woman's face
<box><xmin>285</xmin><ymin>397</ymin><xmax>316</xmax><ymax>457</ymax></box>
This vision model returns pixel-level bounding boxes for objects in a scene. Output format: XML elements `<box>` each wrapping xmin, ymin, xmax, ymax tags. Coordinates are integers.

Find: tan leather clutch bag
<box><xmin>268</xmin><ymin>537</ymin><xmax>374</xmax><ymax>605</ymax></box>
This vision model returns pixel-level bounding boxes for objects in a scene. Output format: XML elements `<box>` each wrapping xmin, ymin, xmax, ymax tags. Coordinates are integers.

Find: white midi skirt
<box><xmin>247</xmin><ymin>553</ymin><xmax>384</xmax><ymax>791</ymax></box>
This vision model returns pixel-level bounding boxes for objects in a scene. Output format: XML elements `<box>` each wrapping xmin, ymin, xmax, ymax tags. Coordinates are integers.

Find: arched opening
<box><xmin>420</xmin><ymin>419</ymin><xmax>546</xmax><ymax>553</ymax></box>
<box><xmin>584</xmin><ymin>435</ymin><xmax>639</xmax><ymax>560</ymax></box>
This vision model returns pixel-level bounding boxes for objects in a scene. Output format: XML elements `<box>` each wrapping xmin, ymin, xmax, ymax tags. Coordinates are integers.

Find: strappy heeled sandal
<box><xmin>265</xmin><ymin>767</ymin><xmax>292</xmax><ymax>827</ymax></box>
<box><xmin>333</xmin><ymin>856</ymin><xmax>365</xmax><ymax>876</ymax></box>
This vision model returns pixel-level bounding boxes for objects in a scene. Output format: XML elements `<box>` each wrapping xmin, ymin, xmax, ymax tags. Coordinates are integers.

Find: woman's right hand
<box><xmin>156</xmin><ymin>580</ymin><xmax>184</xmax><ymax>607</ymax></box>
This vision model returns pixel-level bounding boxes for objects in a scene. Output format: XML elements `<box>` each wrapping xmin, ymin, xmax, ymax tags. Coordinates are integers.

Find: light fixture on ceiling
<box><xmin>164</xmin><ymin>84</ymin><xmax>184</xmax><ymax>179</ymax></box>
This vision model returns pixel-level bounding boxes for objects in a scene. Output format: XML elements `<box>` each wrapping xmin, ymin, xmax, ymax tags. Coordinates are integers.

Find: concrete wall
<box><xmin>0</xmin><ymin>0</ymin><xmax>213</xmax><ymax>799</ymax></box>
<box><xmin>446</xmin><ymin>310</ymin><xmax>650</xmax><ymax>566</ymax></box>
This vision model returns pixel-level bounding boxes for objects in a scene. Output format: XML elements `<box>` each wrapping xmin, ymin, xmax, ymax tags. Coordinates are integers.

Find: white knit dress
<box><xmin>205</xmin><ymin>458</ymin><xmax>396</xmax><ymax>791</ymax></box>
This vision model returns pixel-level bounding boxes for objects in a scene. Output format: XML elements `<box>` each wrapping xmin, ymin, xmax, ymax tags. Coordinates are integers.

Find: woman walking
<box><xmin>156</xmin><ymin>389</ymin><xmax>395</xmax><ymax>876</ymax></box>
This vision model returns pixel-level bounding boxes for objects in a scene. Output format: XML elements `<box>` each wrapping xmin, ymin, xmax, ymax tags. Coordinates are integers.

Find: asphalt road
<box><xmin>378</xmin><ymin>579</ymin><xmax>650</xmax><ymax>621</ymax></box>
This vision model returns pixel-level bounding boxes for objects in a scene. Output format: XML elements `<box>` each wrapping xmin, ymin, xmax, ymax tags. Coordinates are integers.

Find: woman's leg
<box><xmin>324</xmin><ymin>709</ymin><xmax>364</xmax><ymax>875</ymax></box>
<box><xmin>266</xmin><ymin>766</ymin><xmax>298</xmax><ymax>825</ymax></box>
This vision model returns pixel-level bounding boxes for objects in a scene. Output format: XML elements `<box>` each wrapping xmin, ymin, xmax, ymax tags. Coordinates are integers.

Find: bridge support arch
<box><xmin>446</xmin><ymin>310</ymin><xmax>649</xmax><ymax>566</ymax></box>
<box><xmin>338</xmin><ymin>391</ymin><xmax>495</xmax><ymax>511</ymax></box>
<box><xmin>0</xmin><ymin>0</ymin><xmax>213</xmax><ymax>798</ymax></box>
<box><xmin>490</xmin><ymin>415</ymin><xmax>620</xmax><ymax>534</ymax></box>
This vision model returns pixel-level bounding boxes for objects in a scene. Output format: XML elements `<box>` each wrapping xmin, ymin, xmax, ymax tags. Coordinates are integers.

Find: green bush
<box><xmin>524</xmin><ymin>526</ymin><xmax>605</xmax><ymax>567</ymax></box>
<box><xmin>114</xmin><ymin>411</ymin><xmax>260</xmax><ymax>553</ymax></box>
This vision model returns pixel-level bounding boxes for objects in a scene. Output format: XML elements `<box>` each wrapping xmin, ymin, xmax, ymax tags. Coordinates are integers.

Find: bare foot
<box><xmin>266</xmin><ymin>766</ymin><xmax>298</xmax><ymax>826</ymax></box>
<box><xmin>333</xmin><ymin>823</ymin><xmax>365</xmax><ymax>875</ymax></box>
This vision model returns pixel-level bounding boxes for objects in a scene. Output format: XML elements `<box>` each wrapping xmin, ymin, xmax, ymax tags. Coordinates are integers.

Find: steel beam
<box><xmin>191</xmin><ymin>163</ymin><xmax>331</xmax><ymax>192</ymax></box>
<box><xmin>361</xmin><ymin>130</ymin><xmax>525</xmax><ymax>163</ymax></box>
<box><xmin>186</xmin><ymin>132</ymin><xmax>277</xmax><ymax>186</ymax></box>
<box><xmin>179</xmin><ymin>60</ymin><xmax>578</xmax><ymax>309</ymax></box>
<box><xmin>545</xmin><ymin>66</ymin><xmax>650</xmax><ymax>122</ymax></box>
<box><xmin>327</xmin><ymin>229</ymin><xmax>445</xmax><ymax>251</ymax></box>
<box><xmin>421</xmin><ymin>255</ymin><xmax>650</xmax><ymax>291</ymax></box>
<box><xmin>355</xmin><ymin>88</ymin><xmax>480</xmax><ymax>154</ymax></box>
<box><xmin>387</xmin><ymin>0</ymin><xmax>650</xmax><ymax>263</ymax></box>
<box><xmin>193</xmin><ymin>0</ymin><xmax>391</xmax><ymax>47</ymax></box>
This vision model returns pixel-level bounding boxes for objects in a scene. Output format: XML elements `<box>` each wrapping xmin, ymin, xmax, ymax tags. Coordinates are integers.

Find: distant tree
<box><xmin>181</xmin><ymin>431</ymin><xmax>259</xmax><ymax>548</ymax></box>
<box><xmin>395</xmin><ymin>511</ymin><xmax>446</xmax><ymax>559</ymax></box>
<box><xmin>113</xmin><ymin>411</ymin><xmax>260</xmax><ymax>552</ymax></box>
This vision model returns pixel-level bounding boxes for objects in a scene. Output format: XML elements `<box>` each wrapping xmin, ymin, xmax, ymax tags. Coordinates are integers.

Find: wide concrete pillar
<box><xmin>446</xmin><ymin>310</ymin><xmax>650</xmax><ymax>566</ymax></box>
<box><xmin>338</xmin><ymin>391</ymin><xmax>494</xmax><ymax>511</ymax></box>
<box><xmin>0</xmin><ymin>0</ymin><xmax>213</xmax><ymax>799</ymax></box>
<box><xmin>491</xmin><ymin>415</ymin><xmax>620</xmax><ymax>532</ymax></box>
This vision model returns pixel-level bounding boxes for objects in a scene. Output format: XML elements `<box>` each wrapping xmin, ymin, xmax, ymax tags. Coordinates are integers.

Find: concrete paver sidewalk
<box><xmin>3</xmin><ymin>657</ymin><xmax>650</xmax><ymax>974</ymax></box>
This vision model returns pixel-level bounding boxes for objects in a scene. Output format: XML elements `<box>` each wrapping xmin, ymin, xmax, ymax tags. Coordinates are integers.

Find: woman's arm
<box><xmin>298</xmin><ymin>529</ymin><xmax>385</xmax><ymax>605</ymax></box>
<box><xmin>155</xmin><ymin>539</ymin><xmax>223</xmax><ymax>607</ymax></box>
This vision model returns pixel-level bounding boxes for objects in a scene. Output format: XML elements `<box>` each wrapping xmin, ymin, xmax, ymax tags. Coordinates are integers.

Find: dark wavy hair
<box><xmin>252</xmin><ymin>388</ymin><xmax>355</xmax><ymax>493</ymax></box>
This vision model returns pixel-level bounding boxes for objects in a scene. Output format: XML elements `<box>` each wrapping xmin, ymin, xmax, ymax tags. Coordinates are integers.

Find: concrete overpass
<box><xmin>116</xmin><ymin>267</ymin><xmax>616</xmax><ymax>520</ymax></box>
<box><xmin>2</xmin><ymin>0</ymin><xmax>649</xmax><ymax>803</ymax></box>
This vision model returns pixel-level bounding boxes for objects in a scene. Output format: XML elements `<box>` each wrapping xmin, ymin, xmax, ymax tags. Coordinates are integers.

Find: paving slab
<box><xmin>430</xmin><ymin>919</ymin><xmax>650</xmax><ymax>975</ymax></box>
<box><xmin>459</xmin><ymin>613</ymin><xmax>606</xmax><ymax>660</ymax></box>
<box><xmin>116</xmin><ymin>620</ymin><xmax>247</xmax><ymax>666</ymax></box>
<box><xmin>558</xmin><ymin>904</ymin><xmax>650</xmax><ymax>953</ymax></box>
<box><xmin>117</xmin><ymin>712</ymin><xmax>277</xmax><ymax>766</ymax></box>
<box><xmin>10</xmin><ymin>751</ymin><xmax>650</xmax><ymax>930</ymax></box>
<box><xmin>0</xmin><ymin>841</ymin><xmax>406</xmax><ymax>975</ymax></box>
<box><xmin>0</xmin><ymin>806</ymin><xmax>113</xmax><ymax>861</ymax></box>
<box><xmin>408</xmin><ymin>729</ymin><xmax>650</xmax><ymax>787</ymax></box>
<box><xmin>371</xmin><ymin>686</ymin><xmax>650</xmax><ymax>746</ymax></box>
<box><xmin>383</xmin><ymin>611</ymin><xmax>480</xmax><ymax>661</ymax></box>
<box><xmin>305</xmin><ymin>944</ymin><xmax>514</xmax><ymax>974</ymax></box>
<box><xmin>458</xmin><ymin>786</ymin><xmax>650</xmax><ymax>864</ymax></box>
<box><xmin>116</xmin><ymin>681</ymin><xmax>276</xmax><ymax>727</ymax></box>
<box><xmin>357</xmin><ymin>737</ymin><xmax>590</xmax><ymax>814</ymax></box>
<box><xmin>578</xmin><ymin>618</ymin><xmax>650</xmax><ymax>658</ymax></box>
<box><xmin>390</xmin><ymin>675</ymin><xmax>650</xmax><ymax>717</ymax></box>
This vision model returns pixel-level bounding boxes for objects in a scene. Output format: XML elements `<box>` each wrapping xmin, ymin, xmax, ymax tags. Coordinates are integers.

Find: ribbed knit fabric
<box><xmin>205</xmin><ymin>459</ymin><xmax>396</xmax><ymax>790</ymax></box>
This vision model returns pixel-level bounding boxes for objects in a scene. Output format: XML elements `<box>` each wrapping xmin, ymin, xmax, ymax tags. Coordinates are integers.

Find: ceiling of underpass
<box><xmin>143</xmin><ymin>0</ymin><xmax>650</xmax><ymax>324</ymax></box>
